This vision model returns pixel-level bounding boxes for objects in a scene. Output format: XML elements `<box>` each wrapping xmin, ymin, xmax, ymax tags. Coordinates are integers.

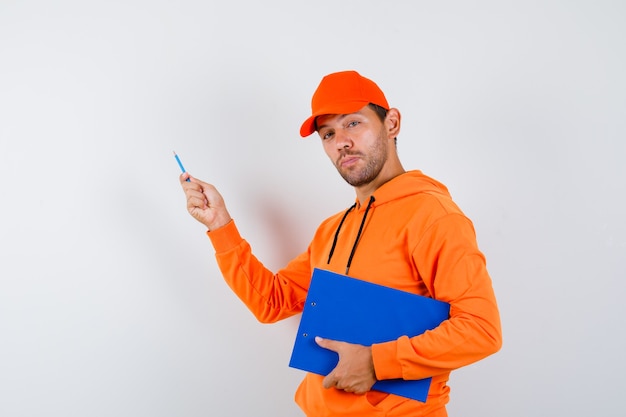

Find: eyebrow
<box><xmin>316</xmin><ymin>113</ymin><xmax>350</xmax><ymax>132</ymax></box>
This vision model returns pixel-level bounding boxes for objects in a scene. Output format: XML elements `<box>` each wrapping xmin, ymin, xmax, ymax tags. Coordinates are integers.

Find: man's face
<box><xmin>316</xmin><ymin>106</ymin><xmax>389</xmax><ymax>187</ymax></box>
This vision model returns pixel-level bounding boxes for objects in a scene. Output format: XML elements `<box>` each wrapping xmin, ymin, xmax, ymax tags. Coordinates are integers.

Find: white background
<box><xmin>1</xmin><ymin>1</ymin><xmax>624</xmax><ymax>416</ymax></box>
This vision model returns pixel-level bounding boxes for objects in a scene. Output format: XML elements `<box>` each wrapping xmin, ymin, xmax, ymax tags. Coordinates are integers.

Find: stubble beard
<box><xmin>336</xmin><ymin>134</ymin><xmax>388</xmax><ymax>187</ymax></box>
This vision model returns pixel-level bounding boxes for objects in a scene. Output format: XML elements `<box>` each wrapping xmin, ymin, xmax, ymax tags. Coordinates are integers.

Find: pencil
<box><xmin>173</xmin><ymin>151</ymin><xmax>190</xmax><ymax>181</ymax></box>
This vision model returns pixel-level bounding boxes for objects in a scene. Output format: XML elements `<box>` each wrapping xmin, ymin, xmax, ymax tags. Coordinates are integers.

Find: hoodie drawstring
<box><xmin>327</xmin><ymin>196</ymin><xmax>376</xmax><ymax>275</ymax></box>
<box><xmin>327</xmin><ymin>203</ymin><xmax>356</xmax><ymax>264</ymax></box>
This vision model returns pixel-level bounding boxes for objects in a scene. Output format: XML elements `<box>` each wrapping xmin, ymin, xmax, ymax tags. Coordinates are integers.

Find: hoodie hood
<box><xmin>327</xmin><ymin>170</ymin><xmax>452</xmax><ymax>274</ymax></box>
<box><xmin>369</xmin><ymin>170</ymin><xmax>451</xmax><ymax>207</ymax></box>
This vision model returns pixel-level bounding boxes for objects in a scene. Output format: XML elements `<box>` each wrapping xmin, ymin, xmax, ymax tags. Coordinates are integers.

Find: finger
<box><xmin>187</xmin><ymin>195</ymin><xmax>209</xmax><ymax>211</ymax></box>
<box><xmin>316</xmin><ymin>336</ymin><xmax>341</xmax><ymax>352</ymax></box>
<box><xmin>322</xmin><ymin>373</ymin><xmax>338</xmax><ymax>390</ymax></box>
<box><xmin>182</xmin><ymin>183</ymin><xmax>208</xmax><ymax>207</ymax></box>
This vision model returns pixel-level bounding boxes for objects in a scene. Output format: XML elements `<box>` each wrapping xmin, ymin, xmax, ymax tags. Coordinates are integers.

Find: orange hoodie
<box><xmin>207</xmin><ymin>170</ymin><xmax>502</xmax><ymax>417</ymax></box>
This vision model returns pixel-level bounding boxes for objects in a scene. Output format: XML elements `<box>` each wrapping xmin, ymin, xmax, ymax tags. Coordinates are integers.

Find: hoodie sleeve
<box><xmin>371</xmin><ymin>213</ymin><xmax>502</xmax><ymax>381</ymax></box>
<box><xmin>207</xmin><ymin>220</ymin><xmax>310</xmax><ymax>323</ymax></box>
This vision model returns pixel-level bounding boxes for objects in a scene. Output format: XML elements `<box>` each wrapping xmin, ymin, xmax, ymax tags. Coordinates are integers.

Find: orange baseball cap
<box><xmin>299</xmin><ymin>70</ymin><xmax>389</xmax><ymax>137</ymax></box>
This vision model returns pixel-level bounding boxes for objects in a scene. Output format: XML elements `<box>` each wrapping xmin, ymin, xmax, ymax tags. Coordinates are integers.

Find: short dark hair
<box><xmin>368</xmin><ymin>103</ymin><xmax>388</xmax><ymax>122</ymax></box>
<box><xmin>369</xmin><ymin>103</ymin><xmax>397</xmax><ymax>145</ymax></box>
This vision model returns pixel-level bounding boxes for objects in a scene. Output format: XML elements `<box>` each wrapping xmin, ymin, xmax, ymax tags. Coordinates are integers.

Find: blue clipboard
<box><xmin>289</xmin><ymin>268</ymin><xmax>450</xmax><ymax>402</ymax></box>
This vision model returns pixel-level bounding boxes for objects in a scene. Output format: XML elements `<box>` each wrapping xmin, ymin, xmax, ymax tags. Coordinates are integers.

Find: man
<box><xmin>179</xmin><ymin>70</ymin><xmax>502</xmax><ymax>416</ymax></box>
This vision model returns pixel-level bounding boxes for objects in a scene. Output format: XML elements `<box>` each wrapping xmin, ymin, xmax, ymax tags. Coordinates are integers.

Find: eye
<box><xmin>347</xmin><ymin>120</ymin><xmax>360</xmax><ymax>128</ymax></box>
<box><xmin>320</xmin><ymin>130</ymin><xmax>334</xmax><ymax>140</ymax></box>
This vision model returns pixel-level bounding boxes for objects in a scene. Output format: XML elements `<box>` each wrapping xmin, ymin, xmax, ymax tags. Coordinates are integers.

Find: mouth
<box><xmin>338</xmin><ymin>154</ymin><xmax>361</xmax><ymax>168</ymax></box>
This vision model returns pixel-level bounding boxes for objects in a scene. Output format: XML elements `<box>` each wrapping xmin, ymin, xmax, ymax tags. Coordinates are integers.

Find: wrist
<box><xmin>207</xmin><ymin>213</ymin><xmax>232</xmax><ymax>232</ymax></box>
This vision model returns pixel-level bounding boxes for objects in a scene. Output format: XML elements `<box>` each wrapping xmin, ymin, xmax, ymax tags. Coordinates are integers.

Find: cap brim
<box><xmin>299</xmin><ymin>115</ymin><xmax>318</xmax><ymax>137</ymax></box>
<box><xmin>299</xmin><ymin>100</ymin><xmax>371</xmax><ymax>138</ymax></box>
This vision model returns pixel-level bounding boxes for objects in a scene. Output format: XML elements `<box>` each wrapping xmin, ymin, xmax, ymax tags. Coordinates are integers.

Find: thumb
<box><xmin>180</xmin><ymin>172</ymin><xmax>191</xmax><ymax>183</ymax></box>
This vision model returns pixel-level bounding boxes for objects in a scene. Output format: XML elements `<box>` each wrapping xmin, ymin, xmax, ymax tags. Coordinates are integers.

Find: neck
<box><xmin>355</xmin><ymin>161</ymin><xmax>406</xmax><ymax>206</ymax></box>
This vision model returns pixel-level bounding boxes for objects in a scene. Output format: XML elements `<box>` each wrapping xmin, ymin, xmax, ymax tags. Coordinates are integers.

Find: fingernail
<box><xmin>315</xmin><ymin>336</ymin><xmax>323</xmax><ymax>343</ymax></box>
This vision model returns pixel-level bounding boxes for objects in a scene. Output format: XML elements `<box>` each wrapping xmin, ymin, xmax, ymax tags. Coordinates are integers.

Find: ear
<box><xmin>385</xmin><ymin>108</ymin><xmax>401</xmax><ymax>139</ymax></box>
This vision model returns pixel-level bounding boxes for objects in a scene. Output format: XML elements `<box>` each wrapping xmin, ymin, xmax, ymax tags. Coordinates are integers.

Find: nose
<box><xmin>334</xmin><ymin>129</ymin><xmax>353</xmax><ymax>150</ymax></box>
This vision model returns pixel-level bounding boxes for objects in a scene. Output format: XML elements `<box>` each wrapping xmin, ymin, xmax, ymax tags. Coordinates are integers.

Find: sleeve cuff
<box><xmin>371</xmin><ymin>339</ymin><xmax>404</xmax><ymax>381</ymax></box>
<box><xmin>206</xmin><ymin>220</ymin><xmax>243</xmax><ymax>253</ymax></box>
